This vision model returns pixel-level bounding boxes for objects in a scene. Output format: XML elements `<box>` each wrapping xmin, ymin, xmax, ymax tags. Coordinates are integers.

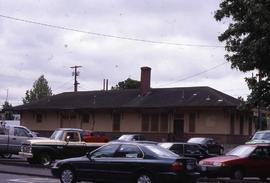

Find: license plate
<box><xmin>186</xmin><ymin>164</ymin><xmax>194</xmax><ymax>170</ymax></box>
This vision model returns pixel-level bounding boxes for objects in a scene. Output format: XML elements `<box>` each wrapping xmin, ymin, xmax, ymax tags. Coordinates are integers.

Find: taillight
<box><xmin>170</xmin><ymin>161</ymin><xmax>184</xmax><ymax>172</ymax></box>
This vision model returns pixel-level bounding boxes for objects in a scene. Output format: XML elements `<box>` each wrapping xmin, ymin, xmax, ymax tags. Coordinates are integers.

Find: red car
<box><xmin>82</xmin><ymin>130</ymin><xmax>109</xmax><ymax>142</ymax></box>
<box><xmin>199</xmin><ymin>144</ymin><xmax>270</xmax><ymax>180</ymax></box>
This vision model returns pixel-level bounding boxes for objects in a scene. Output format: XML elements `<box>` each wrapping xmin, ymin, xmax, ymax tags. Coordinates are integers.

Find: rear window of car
<box><xmin>145</xmin><ymin>144</ymin><xmax>179</xmax><ymax>158</ymax></box>
<box><xmin>252</xmin><ymin>132</ymin><xmax>270</xmax><ymax>140</ymax></box>
<box><xmin>187</xmin><ymin>138</ymin><xmax>205</xmax><ymax>144</ymax></box>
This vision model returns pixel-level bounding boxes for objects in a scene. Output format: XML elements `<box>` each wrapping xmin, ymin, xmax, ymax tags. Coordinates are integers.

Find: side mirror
<box><xmin>66</xmin><ymin>136</ymin><xmax>70</xmax><ymax>143</ymax></box>
<box><xmin>28</xmin><ymin>133</ymin><xmax>33</xmax><ymax>137</ymax></box>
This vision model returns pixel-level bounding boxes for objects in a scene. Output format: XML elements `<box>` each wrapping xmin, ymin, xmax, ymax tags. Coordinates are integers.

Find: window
<box><xmin>115</xmin><ymin>144</ymin><xmax>143</xmax><ymax>158</ymax></box>
<box><xmin>141</xmin><ymin>114</ymin><xmax>150</xmax><ymax>132</ymax></box>
<box><xmin>113</xmin><ymin>113</ymin><xmax>120</xmax><ymax>131</ymax></box>
<box><xmin>189</xmin><ymin>113</ymin><xmax>196</xmax><ymax>132</ymax></box>
<box><xmin>248</xmin><ymin>116</ymin><xmax>253</xmax><ymax>135</ymax></box>
<box><xmin>91</xmin><ymin>144</ymin><xmax>119</xmax><ymax>158</ymax></box>
<box><xmin>36</xmin><ymin>113</ymin><xmax>42</xmax><ymax>123</ymax></box>
<box><xmin>82</xmin><ymin>113</ymin><xmax>90</xmax><ymax>123</ymax></box>
<box><xmin>230</xmin><ymin>113</ymin><xmax>235</xmax><ymax>135</ymax></box>
<box><xmin>240</xmin><ymin>115</ymin><xmax>244</xmax><ymax>135</ymax></box>
<box><xmin>160</xmin><ymin>114</ymin><xmax>168</xmax><ymax>132</ymax></box>
<box><xmin>65</xmin><ymin>132</ymin><xmax>79</xmax><ymax>142</ymax></box>
<box><xmin>14</xmin><ymin>127</ymin><xmax>29</xmax><ymax>137</ymax></box>
<box><xmin>150</xmin><ymin>114</ymin><xmax>159</xmax><ymax>131</ymax></box>
<box><xmin>141</xmin><ymin>113</ymin><xmax>168</xmax><ymax>132</ymax></box>
<box><xmin>184</xmin><ymin>145</ymin><xmax>202</xmax><ymax>155</ymax></box>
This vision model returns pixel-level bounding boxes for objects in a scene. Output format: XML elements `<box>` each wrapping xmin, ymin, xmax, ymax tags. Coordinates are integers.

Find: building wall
<box><xmin>20</xmin><ymin>108</ymin><xmax>254</xmax><ymax>144</ymax></box>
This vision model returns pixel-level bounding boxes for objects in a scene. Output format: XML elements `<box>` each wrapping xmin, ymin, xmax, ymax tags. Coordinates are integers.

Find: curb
<box><xmin>0</xmin><ymin>170</ymin><xmax>53</xmax><ymax>178</ymax></box>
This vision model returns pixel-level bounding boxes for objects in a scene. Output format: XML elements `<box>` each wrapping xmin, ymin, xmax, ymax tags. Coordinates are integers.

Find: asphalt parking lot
<box><xmin>0</xmin><ymin>155</ymin><xmax>268</xmax><ymax>183</ymax></box>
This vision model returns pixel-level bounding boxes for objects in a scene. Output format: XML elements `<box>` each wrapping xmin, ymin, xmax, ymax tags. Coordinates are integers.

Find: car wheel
<box><xmin>39</xmin><ymin>153</ymin><xmax>52</xmax><ymax>166</ymax></box>
<box><xmin>27</xmin><ymin>158</ymin><xmax>38</xmax><ymax>164</ymax></box>
<box><xmin>1</xmin><ymin>153</ymin><xmax>12</xmax><ymax>158</ymax></box>
<box><xmin>60</xmin><ymin>167</ymin><xmax>76</xmax><ymax>183</ymax></box>
<box><xmin>136</xmin><ymin>173</ymin><xmax>154</xmax><ymax>183</ymax></box>
<box><xmin>232</xmin><ymin>169</ymin><xmax>244</xmax><ymax>180</ymax></box>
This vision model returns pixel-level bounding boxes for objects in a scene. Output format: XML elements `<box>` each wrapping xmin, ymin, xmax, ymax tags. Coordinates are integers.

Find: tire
<box><xmin>60</xmin><ymin>167</ymin><xmax>77</xmax><ymax>183</ymax></box>
<box><xmin>231</xmin><ymin>169</ymin><xmax>244</xmax><ymax>180</ymax></box>
<box><xmin>135</xmin><ymin>173</ymin><xmax>154</xmax><ymax>183</ymax></box>
<box><xmin>27</xmin><ymin>158</ymin><xmax>38</xmax><ymax>164</ymax></box>
<box><xmin>1</xmin><ymin>153</ymin><xmax>12</xmax><ymax>158</ymax></box>
<box><xmin>39</xmin><ymin>153</ymin><xmax>52</xmax><ymax>166</ymax></box>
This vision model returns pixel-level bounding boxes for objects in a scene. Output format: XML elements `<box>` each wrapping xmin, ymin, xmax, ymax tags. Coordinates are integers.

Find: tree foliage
<box><xmin>215</xmin><ymin>0</ymin><xmax>270</xmax><ymax>108</ymax></box>
<box><xmin>1</xmin><ymin>101</ymin><xmax>14</xmax><ymax>120</ymax></box>
<box><xmin>111</xmin><ymin>78</ymin><xmax>140</xmax><ymax>90</ymax></box>
<box><xmin>23</xmin><ymin>75</ymin><xmax>52</xmax><ymax>104</ymax></box>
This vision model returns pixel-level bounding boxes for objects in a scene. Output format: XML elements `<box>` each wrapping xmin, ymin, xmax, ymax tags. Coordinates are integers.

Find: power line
<box><xmin>0</xmin><ymin>14</ymin><xmax>225</xmax><ymax>48</ymax></box>
<box><xmin>157</xmin><ymin>61</ymin><xmax>228</xmax><ymax>87</ymax></box>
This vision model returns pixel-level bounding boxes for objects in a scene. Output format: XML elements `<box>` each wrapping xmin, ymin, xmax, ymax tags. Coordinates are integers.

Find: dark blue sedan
<box><xmin>51</xmin><ymin>142</ymin><xmax>199</xmax><ymax>183</ymax></box>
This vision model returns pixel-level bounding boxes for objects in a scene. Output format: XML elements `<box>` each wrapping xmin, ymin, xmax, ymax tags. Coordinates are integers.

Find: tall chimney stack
<box><xmin>140</xmin><ymin>66</ymin><xmax>151</xmax><ymax>96</ymax></box>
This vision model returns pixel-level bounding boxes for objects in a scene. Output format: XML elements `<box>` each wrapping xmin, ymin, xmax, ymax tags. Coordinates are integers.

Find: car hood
<box><xmin>200</xmin><ymin>155</ymin><xmax>240</xmax><ymax>163</ymax></box>
<box><xmin>246</xmin><ymin>139</ymin><xmax>270</xmax><ymax>144</ymax></box>
<box><xmin>25</xmin><ymin>138</ymin><xmax>66</xmax><ymax>145</ymax></box>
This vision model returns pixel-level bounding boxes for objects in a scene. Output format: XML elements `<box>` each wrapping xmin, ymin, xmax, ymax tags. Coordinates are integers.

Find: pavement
<box><xmin>0</xmin><ymin>155</ymin><xmax>52</xmax><ymax>178</ymax></box>
<box><xmin>0</xmin><ymin>163</ymin><xmax>52</xmax><ymax>177</ymax></box>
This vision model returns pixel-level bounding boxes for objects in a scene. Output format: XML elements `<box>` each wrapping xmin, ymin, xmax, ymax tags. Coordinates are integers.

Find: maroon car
<box><xmin>199</xmin><ymin>144</ymin><xmax>270</xmax><ymax>180</ymax></box>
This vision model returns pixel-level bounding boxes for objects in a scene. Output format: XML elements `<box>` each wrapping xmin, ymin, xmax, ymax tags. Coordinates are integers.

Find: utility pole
<box><xmin>257</xmin><ymin>69</ymin><xmax>262</xmax><ymax>130</ymax></box>
<box><xmin>70</xmin><ymin>65</ymin><xmax>82</xmax><ymax>92</ymax></box>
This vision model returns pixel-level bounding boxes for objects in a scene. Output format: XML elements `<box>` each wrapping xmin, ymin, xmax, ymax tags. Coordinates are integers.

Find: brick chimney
<box><xmin>140</xmin><ymin>66</ymin><xmax>151</xmax><ymax>96</ymax></box>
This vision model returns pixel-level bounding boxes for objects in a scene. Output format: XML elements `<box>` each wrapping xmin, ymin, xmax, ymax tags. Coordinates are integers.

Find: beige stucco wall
<box><xmin>20</xmin><ymin>109</ymin><xmax>254</xmax><ymax>137</ymax></box>
<box><xmin>21</xmin><ymin>111</ymin><xmax>60</xmax><ymax>131</ymax></box>
<box><xmin>195</xmin><ymin>110</ymin><xmax>230</xmax><ymax>134</ymax></box>
<box><xmin>121</xmin><ymin>112</ymin><xmax>141</xmax><ymax>132</ymax></box>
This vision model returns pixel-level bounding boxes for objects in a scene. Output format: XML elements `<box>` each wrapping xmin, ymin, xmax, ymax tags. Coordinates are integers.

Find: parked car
<box><xmin>246</xmin><ymin>130</ymin><xmax>270</xmax><ymax>144</ymax></box>
<box><xmin>81</xmin><ymin>130</ymin><xmax>109</xmax><ymax>142</ymax></box>
<box><xmin>0</xmin><ymin>122</ymin><xmax>38</xmax><ymax>158</ymax></box>
<box><xmin>51</xmin><ymin>141</ymin><xmax>199</xmax><ymax>183</ymax></box>
<box><xmin>187</xmin><ymin>137</ymin><xmax>224</xmax><ymax>155</ymax></box>
<box><xmin>19</xmin><ymin>128</ymin><xmax>105</xmax><ymax>165</ymax></box>
<box><xmin>199</xmin><ymin>144</ymin><xmax>270</xmax><ymax>180</ymax></box>
<box><xmin>159</xmin><ymin>142</ymin><xmax>215</xmax><ymax>162</ymax></box>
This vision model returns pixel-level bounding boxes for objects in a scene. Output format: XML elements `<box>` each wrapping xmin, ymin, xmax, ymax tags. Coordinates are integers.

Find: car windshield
<box><xmin>226</xmin><ymin>145</ymin><xmax>256</xmax><ymax>157</ymax></box>
<box><xmin>145</xmin><ymin>144</ymin><xmax>178</xmax><ymax>158</ymax></box>
<box><xmin>187</xmin><ymin>138</ymin><xmax>206</xmax><ymax>144</ymax></box>
<box><xmin>50</xmin><ymin>130</ymin><xmax>63</xmax><ymax>140</ymax></box>
<box><xmin>252</xmin><ymin>132</ymin><xmax>270</xmax><ymax>140</ymax></box>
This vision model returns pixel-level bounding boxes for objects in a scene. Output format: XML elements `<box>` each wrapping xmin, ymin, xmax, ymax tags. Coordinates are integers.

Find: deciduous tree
<box><xmin>23</xmin><ymin>75</ymin><xmax>52</xmax><ymax>104</ymax></box>
<box><xmin>215</xmin><ymin>0</ymin><xmax>270</xmax><ymax>108</ymax></box>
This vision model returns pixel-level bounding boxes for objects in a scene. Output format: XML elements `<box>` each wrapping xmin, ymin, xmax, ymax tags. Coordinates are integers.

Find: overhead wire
<box><xmin>156</xmin><ymin>61</ymin><xmax>228</xmax><ymax>87</ymax></box>
<box><xmin>0</xmin><ymin>14</ymin><xmax>225</xmax><ymax>48</ymax></box>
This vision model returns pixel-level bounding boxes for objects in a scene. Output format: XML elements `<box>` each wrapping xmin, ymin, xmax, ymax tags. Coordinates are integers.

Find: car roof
<box><xmin>242</xmin><ymin>144</ymin><xmax>270</xmax><ymax>147</ymax></box>
<box><xmin>254</xmin><ymin>130</ymin><xmax>270</xmax><ymax>133</ymax></box>
<box><xmin>159</xmin><ymin>142</ymin><xmax>200</xmax><ymax>145</ymax></box>
<box><xmin>55</xmin><ymin>128</ymin><xmax>83</xmax><ymax>131</ymax></box>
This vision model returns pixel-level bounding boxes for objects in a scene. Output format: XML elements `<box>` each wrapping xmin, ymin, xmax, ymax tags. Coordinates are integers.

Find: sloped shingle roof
<box><xmin>13</xmin><ymin>86</ymin><xmax>241</xmax><ymax>111</ymax></box>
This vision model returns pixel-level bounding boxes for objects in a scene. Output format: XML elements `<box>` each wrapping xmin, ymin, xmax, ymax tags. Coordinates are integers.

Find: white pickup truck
<box><xmin>0</xmin><ymin>123</ymin><xmax>37</xmax><ymax>158</ymax></box>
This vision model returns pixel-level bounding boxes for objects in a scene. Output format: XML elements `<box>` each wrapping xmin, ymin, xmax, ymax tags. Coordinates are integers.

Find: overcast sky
<box><xmin>0</xmin><ymin>0</ymin><xmax>251</xmax><ymax>106</ymax></box>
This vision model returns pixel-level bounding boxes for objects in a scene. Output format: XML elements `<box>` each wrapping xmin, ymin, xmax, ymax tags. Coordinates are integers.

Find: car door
<box><xmin>62</xmin><ymin>131</ymin><xmax>87</xmax><ymax>158</ymax></box>
<box><xmin>246</xmin><ymin>147</ymin><xmax>270</xmax><ymax>178</ymax></box>
<box><xmin>9</xmin><ymin>127</ymin><xmax>32</xmax><ymax>154</ymax></box>
<box><xmin>0</xmin><ymin>127</ymin><xmax>9</xmax><ymax>153</ymax></box>
<box><xmin>109</xmin><ymin>144</ymin><xmax>144</xmax><ymax>182</ymax></box>
<box><xmin>79</xmin><ymin>143</ymin><xmax>120</xmax><ymax>182</ymax></box>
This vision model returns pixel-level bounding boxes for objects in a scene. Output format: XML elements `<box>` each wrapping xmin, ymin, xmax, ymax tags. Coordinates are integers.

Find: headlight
<box><xmin>213</xmin><ymin>162</ymin><xmax>225</xmax><ymax>167</ymax></box>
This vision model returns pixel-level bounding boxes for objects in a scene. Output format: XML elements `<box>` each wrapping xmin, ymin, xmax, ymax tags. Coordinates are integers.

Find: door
<box><xmin>0</xmin><ymin>127</ymin><xmax>9</xmax><ymax>153</ymax></box>
<box><xmin>80</xmin><ymin>143</ymin><xmax>120</xmax><ymax>182</ymax></box>
<box><xmin>9</xmin><ymin>127</ymin><xmax>32</xmax><ymax>154</ymax></box>
<box><xmin>173</xmin><ymin>119</ymin><xmax>184</xmax><ymax>140</ymax></box>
